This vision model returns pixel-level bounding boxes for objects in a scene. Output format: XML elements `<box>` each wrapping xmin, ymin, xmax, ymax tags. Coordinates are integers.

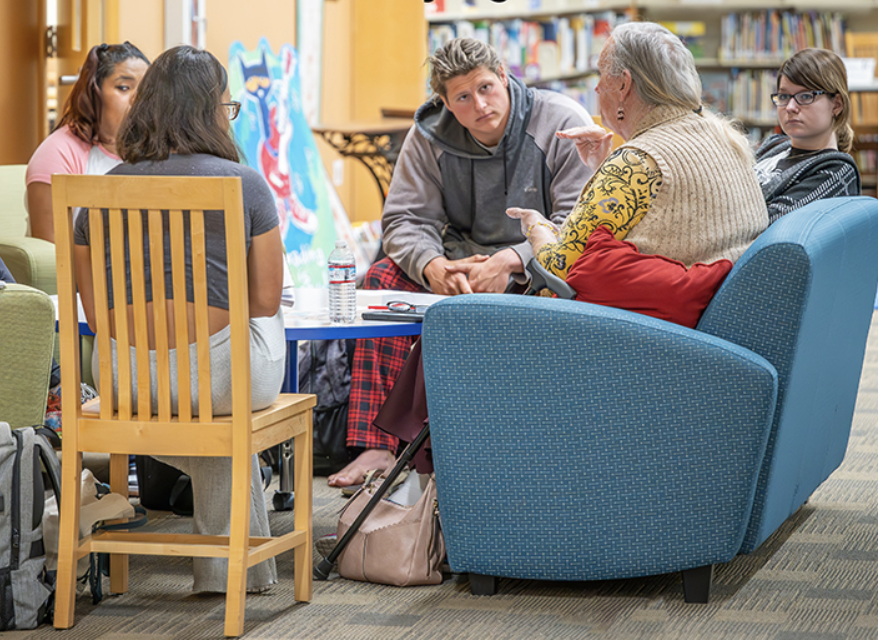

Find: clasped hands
<box><xmin>428</xmin><ymin>125</ymin><xmax>611</xmax><ymax>296</ymax></box>
<box><xmin>424</xmin><ymin>249</ymin><xmax>520</xmax><ymax>296</ymax></box>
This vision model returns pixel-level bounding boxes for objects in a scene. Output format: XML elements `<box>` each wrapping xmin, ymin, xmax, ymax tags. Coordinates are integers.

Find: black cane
<box><xmin>314</xmin><ymin>422</ymin><xmax>431</xmax><ymax>580</ymax></box>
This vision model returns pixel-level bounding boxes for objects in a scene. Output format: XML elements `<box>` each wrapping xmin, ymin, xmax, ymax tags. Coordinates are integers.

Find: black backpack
<box><xmin>0</xmin><ymin>422</ymin><xmax>61</xmax><ymax>630</ymax></box>
<box><xmin>297</xmin><ymin>339</ymin><xmax>354</xmax><ymax>476</ymax></box>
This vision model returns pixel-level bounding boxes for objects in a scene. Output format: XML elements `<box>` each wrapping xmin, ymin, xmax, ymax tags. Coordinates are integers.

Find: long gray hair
<box><xmin>608</xmin><ymin>22</ymin><xmax>753</xmax><ymax>164</ymax></box>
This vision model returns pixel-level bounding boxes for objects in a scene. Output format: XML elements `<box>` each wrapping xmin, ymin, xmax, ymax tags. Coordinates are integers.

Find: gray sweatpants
<box><xmin>94</xmin><ymin>308</ymin><xmax>286</xmax><ymax>592</ymax></box>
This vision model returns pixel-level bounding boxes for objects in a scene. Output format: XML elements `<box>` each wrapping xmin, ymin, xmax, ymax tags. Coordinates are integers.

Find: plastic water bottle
<box><xmin>328</xmin><ymin>240</ymin><xmax>356</xmax><ymax>324</ymax></box>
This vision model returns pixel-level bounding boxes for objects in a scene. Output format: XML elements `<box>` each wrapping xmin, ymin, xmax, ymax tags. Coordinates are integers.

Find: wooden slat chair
<box><xmin>52</xmin><ymin>174</ymin><xmax>315</xmax><ymax>637</ymax></box>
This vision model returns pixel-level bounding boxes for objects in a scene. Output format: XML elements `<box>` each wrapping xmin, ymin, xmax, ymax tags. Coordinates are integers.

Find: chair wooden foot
<box><xmin>107</xmin><ymin>453</ymin><xmax>130</xmax><ymax>594</ymax></box>
<box><xmin>293</xmin><ymin>541</ymin><xmax>313</xmax><ymax>602</ymax></box>
<box><xmin>682</xmin><ymin>565</ymin><xmax>713</xmax><ymax>603</ymax></box>
<box><xmin>469</xmin><ymin>573</ymin><xmax>498</xmax><ymax>595</ymax></box>
<box><xmin>223</xmin><ymin>573</ymin><xmax>247</xmax><ymax>637</ymax></box>
<box><xmin>293</xmin><ymin>425</ymin><xmax>313</xmax><ymax>602</ymax></box>
<box><xmin>53</xmin><ymin>452</ymin><xmax>83</xmax><ymax>629</ymax></box>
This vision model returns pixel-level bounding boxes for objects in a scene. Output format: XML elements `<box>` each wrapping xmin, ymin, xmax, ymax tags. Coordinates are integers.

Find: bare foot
<box><xmin>327</xmin><ymin>448</ymin><xmax>396</xmax><ymax>487</ymax></box>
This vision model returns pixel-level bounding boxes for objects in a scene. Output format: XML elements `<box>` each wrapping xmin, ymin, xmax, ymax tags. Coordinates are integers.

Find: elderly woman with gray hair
<box><xmin>508</xmin><ymin>21</ymin><xmax>768</xmax><ymax>283</ymax></box>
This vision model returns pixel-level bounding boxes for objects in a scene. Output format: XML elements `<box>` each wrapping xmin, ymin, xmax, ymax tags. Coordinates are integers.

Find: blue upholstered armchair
<box><xmin>420</xmin><ymin>196</ymin><xmax>878</xmax><ymax>602</ymax></box>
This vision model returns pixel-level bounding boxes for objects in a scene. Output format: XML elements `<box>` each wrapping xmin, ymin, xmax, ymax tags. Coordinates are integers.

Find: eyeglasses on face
<box><xmin>222</xmin><ymin>101</ymin><xmax>241</xmax><ymax>120</ymax></box>
<box><xmin>770</xmin><ymin>90</ymin><xmax>834</xmax><ymax>107</ymax></box>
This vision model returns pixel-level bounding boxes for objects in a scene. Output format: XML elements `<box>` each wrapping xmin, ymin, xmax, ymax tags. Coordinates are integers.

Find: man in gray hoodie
<box><xmin>328</xmin><ymin>38</ymin><xmax>593</xmax><ymax>487</ymax></box>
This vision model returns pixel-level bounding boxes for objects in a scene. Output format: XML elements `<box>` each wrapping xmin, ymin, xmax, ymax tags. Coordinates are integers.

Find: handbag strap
<box><xmin>95</xmin><ymin>505</ymin><xmax>149</xmax><ymax>532</ymax></box>
<box><xmin>88</xmin><ymin>505</ymin><xmax>148</xmax><ymax>605</ymax></box>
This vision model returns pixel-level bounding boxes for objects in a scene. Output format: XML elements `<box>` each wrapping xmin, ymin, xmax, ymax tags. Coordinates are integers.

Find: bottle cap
<box><xmin>335</xmin><ymin>240</ymin><xmax>346</xmax><ymax>248</ymax></box>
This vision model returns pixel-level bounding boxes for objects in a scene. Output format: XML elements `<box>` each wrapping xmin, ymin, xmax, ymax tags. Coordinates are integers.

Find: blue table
<box><xmin>276</xmin><ymin>288</ymin><xmax>442</xmax><ymax>509</ymax></box>
<box><xmin>56</xmin><ymin>289</ymin><xmax>442</xmax><ymax>511</ymax></box>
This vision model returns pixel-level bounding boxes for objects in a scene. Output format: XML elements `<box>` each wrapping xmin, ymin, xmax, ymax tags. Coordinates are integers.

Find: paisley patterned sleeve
<box><xmin>535</xmin><ymin>147</ymin><xmax>662</xmax><ymax>279</ymax></box>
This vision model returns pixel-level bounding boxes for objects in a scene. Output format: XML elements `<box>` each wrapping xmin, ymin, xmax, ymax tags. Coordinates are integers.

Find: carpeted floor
<box><xmin>13</xmin><ymin>312</ymin><xmax>878</xmax><ymax>640</ymax></box>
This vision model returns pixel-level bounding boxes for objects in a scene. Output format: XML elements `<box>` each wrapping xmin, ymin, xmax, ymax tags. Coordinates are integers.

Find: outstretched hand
<box><xmin>506</xmin><ymin>207</ymin><xmax>558</xmax><ymax>253</ymax></box>
<box><xmin>506</xmin><ymin>207</ymin><xmax>552</xmax><ymax>238</ymax></box>
<box><xmin>556</xmin><ymin>125</ymin><xmax>615</xmax><ymax>172</ymax></box>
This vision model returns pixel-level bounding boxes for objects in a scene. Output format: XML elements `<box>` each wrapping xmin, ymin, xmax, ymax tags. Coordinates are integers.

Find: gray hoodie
<box><xmin>382</xmin><ymin>75</ymin><xmax>593</xmax><ymax>290</ymax></box>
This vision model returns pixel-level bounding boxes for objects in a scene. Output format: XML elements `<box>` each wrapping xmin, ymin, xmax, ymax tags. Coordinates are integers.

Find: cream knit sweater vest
<box><xmin>622</xmin><ymin>105</ymin><xmax>768</xmax><ymax>267</ymax></box>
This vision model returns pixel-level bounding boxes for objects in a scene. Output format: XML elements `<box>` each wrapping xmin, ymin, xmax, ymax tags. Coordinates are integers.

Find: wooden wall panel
<box><xmin>204</xmin><ymin>0</ymin><xmax>296</xmax><ymax>57</ymax></box>
<box><xmin>319</xmin><ymin>0</ymin><xmax>354</xmax><ymax>217</ymax></box>
<box><xmin>348</xmin><ymin>0</ymin><xmax>427</xmax><ymax>222</ymax></box>
<box><xmin>0</xmin><ymin>0</ymin><xmax>43</xmax><ymax>163</ymax></box>
<box><xmin>118</xmin><ymin>3</ymin><xmax>164</xmax><ymax>62</ymax></box>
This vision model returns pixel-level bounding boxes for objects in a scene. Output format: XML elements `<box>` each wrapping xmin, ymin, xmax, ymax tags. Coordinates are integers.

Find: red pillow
<box><xmin>565</xmin><ymin>226</ymin><xmax>733</xmax><ymax>328</ymax></box>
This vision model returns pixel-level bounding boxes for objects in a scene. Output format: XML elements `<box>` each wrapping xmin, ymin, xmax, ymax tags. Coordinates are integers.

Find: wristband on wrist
<box><xmin>525</xmin><ymin>221</ymin><xmax>556</xmax><ymax>239</ymax></box>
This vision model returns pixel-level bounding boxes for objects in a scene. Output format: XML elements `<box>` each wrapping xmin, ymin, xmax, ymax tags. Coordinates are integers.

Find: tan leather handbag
<box><xmin>336</xmin><ymin>474</ymin><xmax>445</xmax><ymax>586</ymax></box>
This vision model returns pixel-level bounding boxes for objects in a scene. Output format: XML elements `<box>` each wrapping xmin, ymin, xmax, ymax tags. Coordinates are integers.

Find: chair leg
<box><xmin>293</xmin><ymin>423</ymin><xmax>313</xmax><ymax>602</ymax></box>
<box><xmin>469</xmin><ymin>573</ymin><xmax>498</xmax><ymax>595</ymax></box>
<box><xmin>682</xmin><ymin>565</ymin><xmax>713</xmax><ymax>603</ymax></box>
<box><xmin>108</xmin><ymin>452</ymin><xmax>129</xmax><ymax>594</ymax></box>
<box><xmin>54</xmin><ymin>451</ymin><xmax>84</xmax><ymax>629</ymax></box>
<box><xmin>224</xmin><ymin>453</ymin><xmax>252</xmax><ymax>638</ymax></box>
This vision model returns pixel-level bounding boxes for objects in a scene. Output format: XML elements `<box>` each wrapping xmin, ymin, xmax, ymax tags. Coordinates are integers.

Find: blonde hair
<box><xmin>777</xmin><ymin>48</ymin><xmax>854</xmax><ymax>154</ymax></box>
<box><xmin>607</xmin><ymin>21</ymin><xmax>754</xmax><ymax>164</ymax></box>
<box><xmin>427</xmin><ymin>38</ymin><xmax>503</xmax><ymax>98</ymax></box>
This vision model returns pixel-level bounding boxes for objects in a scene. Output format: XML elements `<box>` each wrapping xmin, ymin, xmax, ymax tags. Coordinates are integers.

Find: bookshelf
<box><xmin>427</xmin><ymin>1</ymin><xmax>636</xmax><ymax>114</ymax></box>
<box><xmin>423</xmin><ymin>0</ymin><xmax>878</xmax><ymax>194</ymax></box>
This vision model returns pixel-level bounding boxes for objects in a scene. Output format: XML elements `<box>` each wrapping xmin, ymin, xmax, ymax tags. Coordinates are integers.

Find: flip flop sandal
<box><xmin>340</xmin><ymin>467</ymin><xmax>410</xmax><ymax>498</ymax></box>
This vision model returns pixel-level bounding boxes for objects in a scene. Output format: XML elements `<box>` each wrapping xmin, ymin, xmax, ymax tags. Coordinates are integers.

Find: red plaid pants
<box><xmin>347</xmin><ymin>258</ymin><xmax>425</xmax><ymax>451</ymax></box>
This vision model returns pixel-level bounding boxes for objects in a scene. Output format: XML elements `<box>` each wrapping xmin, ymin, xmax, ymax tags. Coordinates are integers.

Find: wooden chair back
<box><xmin>54</xmin><ymin>174</ymin><xmax>252</xmax><ymax>426</ymax></box>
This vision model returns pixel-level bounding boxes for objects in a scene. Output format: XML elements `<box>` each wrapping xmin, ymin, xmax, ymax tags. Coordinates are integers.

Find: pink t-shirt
<box><xmin>26</xmin><ymin>125</ymin><xmax>121</xmax><ymax>186</ymax></box>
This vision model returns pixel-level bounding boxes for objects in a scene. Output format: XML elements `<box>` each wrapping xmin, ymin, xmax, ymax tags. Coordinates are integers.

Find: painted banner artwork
<box><xmin>229</xmin><ymin>39</ymin><xmax>347</xmax><ymax>287</ymax></box>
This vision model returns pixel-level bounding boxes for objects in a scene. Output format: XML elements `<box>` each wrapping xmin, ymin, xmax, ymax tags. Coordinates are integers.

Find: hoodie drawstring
<box><xmin>502</xmin><ymin>144</ymin><xmax>508</xmax><ymax>197</ymax></box>
<box><xmin>470</xmin><ymin>159</ymin><xmax>475</xmax><ymax>216</ymax></box>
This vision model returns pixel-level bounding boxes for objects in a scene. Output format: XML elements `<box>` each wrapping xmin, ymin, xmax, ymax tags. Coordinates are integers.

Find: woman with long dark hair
<box><xmin>73</xmin><ymin>45</ymin><xmax>286</xmax><ymax>594</ymax></box>
<box><xmin>26</xmin><ymin>42</ymin><xmax>149</xmax><ymax>242</ymax></box>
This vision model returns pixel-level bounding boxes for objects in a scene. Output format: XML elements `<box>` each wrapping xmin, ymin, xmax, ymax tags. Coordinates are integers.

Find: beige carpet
<box><xmin>14</xmin><ymin>313</ymin><xmax>878</xmax><ymax>640</ymax></box>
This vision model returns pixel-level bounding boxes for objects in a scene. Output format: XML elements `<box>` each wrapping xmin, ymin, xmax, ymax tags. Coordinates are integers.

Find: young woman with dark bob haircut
<box><xmin>73</xmin><ymin>45</ymin><xmax>285</xmax><ymax>594</ymax></box>
<box><xmin>756</xmin><ymin>48</ymin><xmax>861</xmax><ymax>224</ymax></box>
<box><xmin>27</xmin><ymin>42</ymin><xmax>149</xmax><ymax>242</ymax></box>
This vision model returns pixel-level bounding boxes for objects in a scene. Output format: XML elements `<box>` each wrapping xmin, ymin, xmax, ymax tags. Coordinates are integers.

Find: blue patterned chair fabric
<box><xmin>420</xmin><ymin>196</ymin><xmax>878</xmax><ymax>602</ymax></box>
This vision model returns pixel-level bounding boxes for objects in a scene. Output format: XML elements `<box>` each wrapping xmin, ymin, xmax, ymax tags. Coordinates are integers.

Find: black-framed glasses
<box><xmin>222</xmin><ymin>101</ymin><xmax>241</xmax><ymax>120</ymax></box>
<box><xmin>387</xmin><ymin>301</ymin><xmax>428</xmax><ymax>313</ymax></box>
<box><xmin>770</xmin><ymin>90</ymin><xmax>834</xmax><ymax>107</ymax></box>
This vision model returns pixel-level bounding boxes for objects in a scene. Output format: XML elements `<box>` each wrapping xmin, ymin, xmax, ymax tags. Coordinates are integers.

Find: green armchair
<box><xmin>0</xmin><ymin>282</ymin><xmax>55</xmax><ymax>428</ymax></box>
<box><xmin>0</xmin><ymin>164</ymin><xmax>56</xmax><ymax>295</ymax></box>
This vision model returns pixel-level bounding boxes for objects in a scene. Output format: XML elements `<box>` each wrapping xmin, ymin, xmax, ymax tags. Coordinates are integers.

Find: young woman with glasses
<box><xmin>755</xmin><ymin>48</ymin><xmax>861</xmax><ymax>225</ymax></box>
<box><xmin>26</xmin><ymin>42</ymin><xmax>150</xmax><ymax>243</ymax></box>
<box><xmin>72</xmin><ymin>45</ymin><xmax>285</xmax><ymax>595</ymax></box>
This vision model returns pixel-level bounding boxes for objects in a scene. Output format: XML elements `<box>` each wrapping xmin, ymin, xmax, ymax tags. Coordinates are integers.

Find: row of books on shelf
<box><xmin>719</xmin><ymin>11</ymin><xmax>847</xmax><ymax>63</ymax></box>
<box><xmin>550</xmin><ymin>71</ymin><xmax>780</xmax><ymax>140</ymax></box>
<box><xmin>428</xmin><ymin>11</ymin><xmax>630</xmax><ymax>84</ymax></box>
<box><xmin>703</xmin><ymin>70</ymin><xmax>779</xmax><ymax>125</ymax></box>
<box><xmin>541</xmin><ymin>77</ymin><xmax>599</xmax><ymax>115</ymax></box>
<box><xmin>855</xmin><ymin>150</ymin><xmax>877</xmax><ymax>180</ymax></box>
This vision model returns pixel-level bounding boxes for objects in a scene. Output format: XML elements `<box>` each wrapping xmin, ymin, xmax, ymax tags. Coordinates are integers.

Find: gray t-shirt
<box><xmin>73</xmin><ymin>153</ymin><xmax>278</xmax><ymax>310</ymax></box>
